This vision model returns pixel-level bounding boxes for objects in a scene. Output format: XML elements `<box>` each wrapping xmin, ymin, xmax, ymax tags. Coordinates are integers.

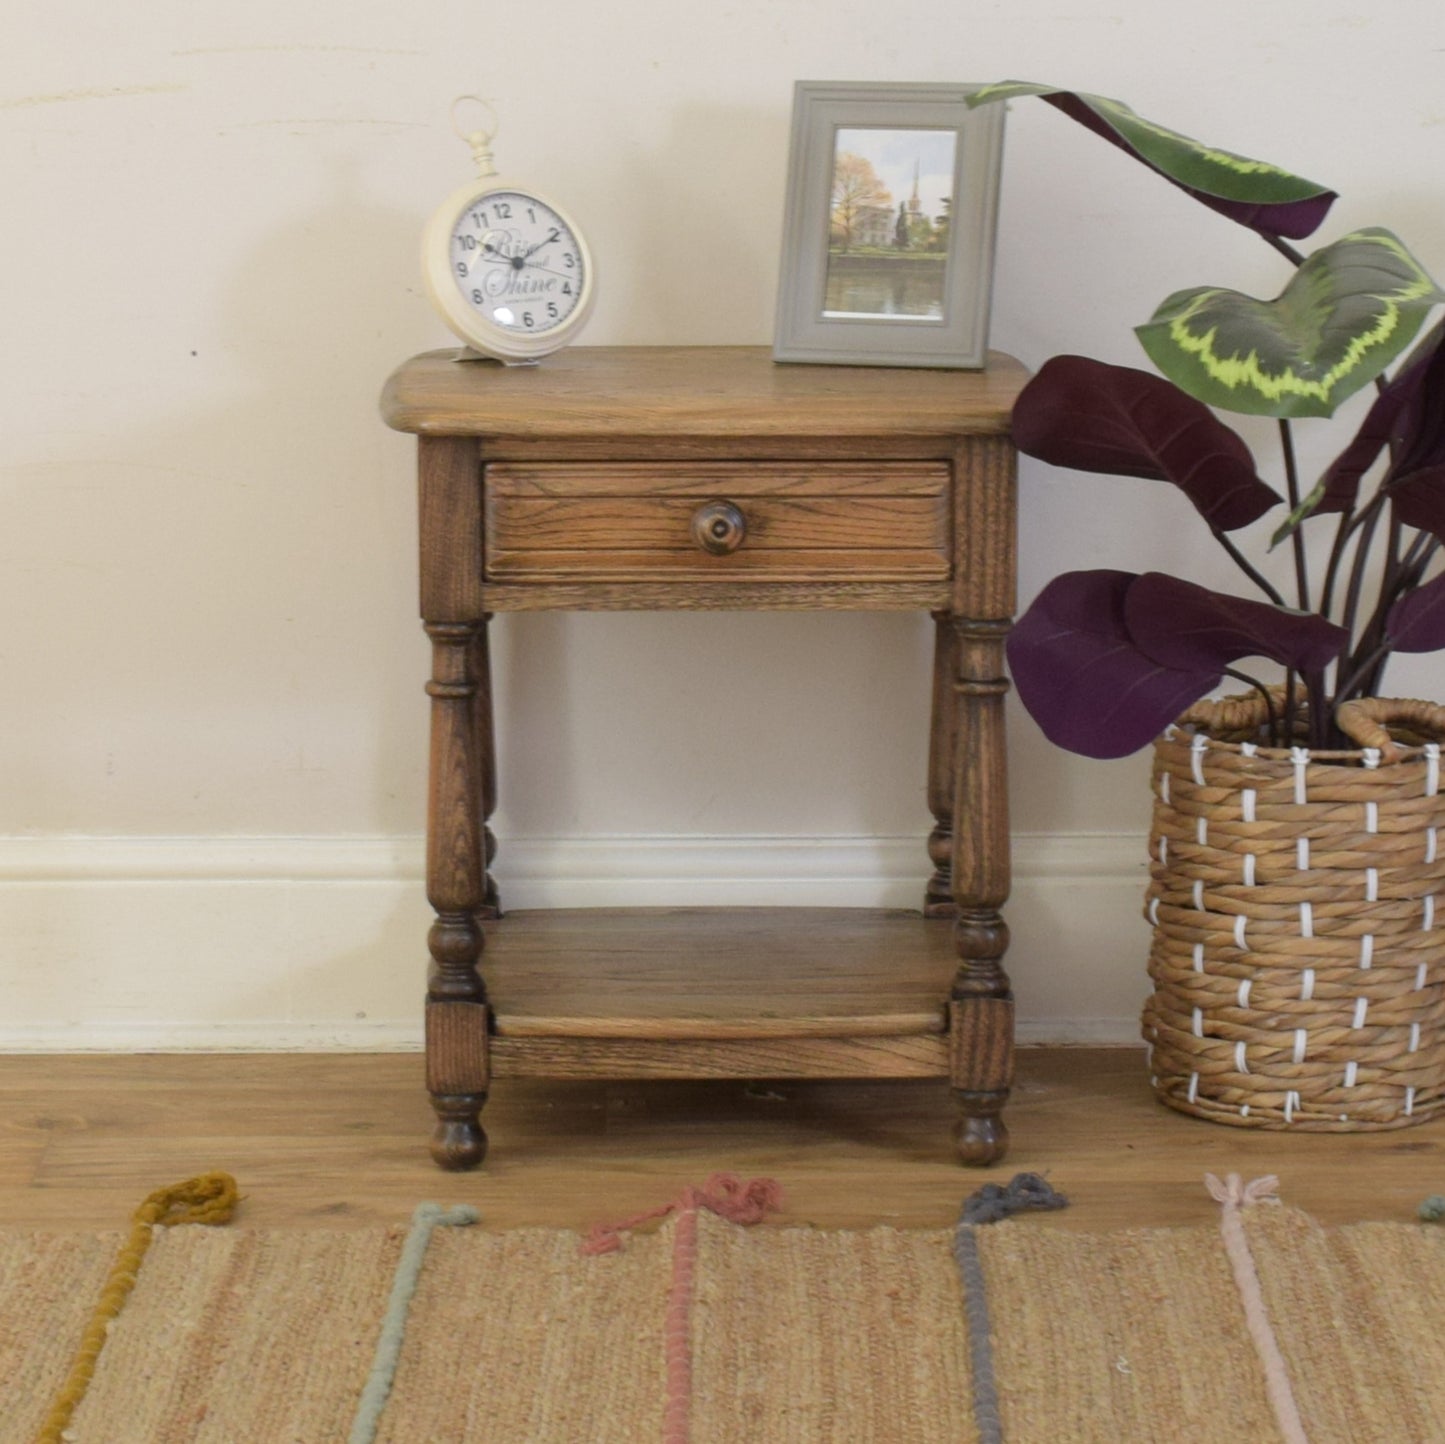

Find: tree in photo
<box><xmin>831</xmin><ymin>152</ymin><xmax>890</xmax><ymax>252</ymax></box>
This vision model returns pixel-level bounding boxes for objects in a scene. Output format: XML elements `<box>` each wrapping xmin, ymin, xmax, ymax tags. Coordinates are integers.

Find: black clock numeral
<box><xmin>562</xmin><ymin>282</ymin><xmax>573</xmax><ymax>296</ymax></box>
<box><xmin>546</xmin><ymin>302</ymin><xmax>558</xmax><ymax>320</ymax></box>
<box><xmin>471</xmin><ymin>209</ymin><xmax>487</xmax><ymax>227</ymax></box>
<box><xmin>458</xmin><ymin>234</ymin><xmax>477</xmax><ymax>250</ymax></box>
<box><xmin>527</xmin><ymin>206</ymin><xmax>537</xmax><ymax>223</ymax></box>
<box><xmin>523</xmin><ymin>311</ymin><xmax>534</xmax><ymax>328</ymax></box>
<box><xmin>471</xmin><ymin>289</ymin><xmax>485</xmax><ymax>305</ymax></box>
<box><xmin>456</xmin><ymin>262</ymin><xmax>468</xmax><ymax>277</ymax></box>
<box><xmin>563</xmin><ymin>253</ymin><xmax>575</xmax><ymax>268</ymax></box>
<box><xmin>495</xmin><ymin>202</ymin><xmax>512</xmax><ymax>219</ymax></box>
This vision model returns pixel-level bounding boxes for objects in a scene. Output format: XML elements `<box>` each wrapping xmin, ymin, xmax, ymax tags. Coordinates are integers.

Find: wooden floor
<box><xmin>2</xmin><ymin>1048</ymin><xmax>1441</xmax><ymax>1233</ymax></box>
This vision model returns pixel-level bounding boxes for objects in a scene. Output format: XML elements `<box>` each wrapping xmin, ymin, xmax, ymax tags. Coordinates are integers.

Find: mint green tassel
<box><xmin>348</xmin><ymin>1202</ymin><xmax>480</xmax><ymax>1443</ymax></box>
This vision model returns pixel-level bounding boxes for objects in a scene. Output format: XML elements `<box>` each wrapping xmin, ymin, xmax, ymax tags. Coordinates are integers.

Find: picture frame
<box><xmin>773</xmin><ymin>81</ymin><xmax>1005</xmax><ymax>369</ymax></box>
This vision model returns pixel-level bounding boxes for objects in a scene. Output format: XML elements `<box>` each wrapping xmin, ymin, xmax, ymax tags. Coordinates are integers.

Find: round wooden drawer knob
<box><xmin>690</xmin><ymin>499</ymin><xmax>747</xmax><ymax>555</ymax></box>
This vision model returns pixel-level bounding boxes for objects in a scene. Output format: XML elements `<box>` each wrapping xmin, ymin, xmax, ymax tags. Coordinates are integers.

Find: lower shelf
<box><xmin>481</xmin><ymin>907</ymin><xmax>958</xmax><ymax>1081</ymax></box>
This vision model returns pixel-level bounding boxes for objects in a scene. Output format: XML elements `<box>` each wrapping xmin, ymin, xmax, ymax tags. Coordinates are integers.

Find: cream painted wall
<box><xmin>3</xmin><ymin>0</ymin><xmax>1444</xmax><ymax>1044</ymax></box>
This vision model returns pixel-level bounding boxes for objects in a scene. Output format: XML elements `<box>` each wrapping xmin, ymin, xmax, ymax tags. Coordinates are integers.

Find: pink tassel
<box><xmin>582</xmin><ymin>1174</ymin><xmax>783</xmax><ymax>1444</ymax></box>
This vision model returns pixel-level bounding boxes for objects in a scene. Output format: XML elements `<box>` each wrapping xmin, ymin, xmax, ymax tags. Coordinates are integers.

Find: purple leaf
<box><xmin>1318</xmin><ymin>320</ymin><xmax>1445</xmax><ymax>513</ymax></box>
<box><xmin>1012</xmin><ymin>356</ymin><xmax>1281</xmax><ymax>530</ymax></box>
<box><xmin>1006</xmin><ymin>570</ymin><xmax>1223</xmax><ymax>759</ymax></box>
<box><xmin>1124</xmin><ymin>573</ymin><xmax>1348</xmax><ymax>673</ymax></box>
<box><xmin>1392</xmin><ymin>466</ymin><xmax>1445</xmax><ymax>544</ymax></box>
<box><xmin>1387</xmin><ymin>572</ymin><xmax>1445</xmax><ymax>653</ymax></box>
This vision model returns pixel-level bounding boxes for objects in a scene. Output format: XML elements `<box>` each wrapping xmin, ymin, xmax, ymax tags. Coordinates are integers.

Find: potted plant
<box><xmin>968</xmin><ymin>83</ymin><xmax>1445</xmax><ymax>1130</ymax></box>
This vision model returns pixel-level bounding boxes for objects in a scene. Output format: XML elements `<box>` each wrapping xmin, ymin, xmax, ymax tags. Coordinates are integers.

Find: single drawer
<box><xmin>483</xmin><ymin>462</ymin><xmax>952</xmax><ymax>581</ymax></box>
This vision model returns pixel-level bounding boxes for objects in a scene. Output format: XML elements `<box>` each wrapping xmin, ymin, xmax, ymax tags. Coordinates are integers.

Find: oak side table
<box><xmin>381</xmin><ymin>346</ymin><xmax>1029</xmax><ymax>1170</ymax></box>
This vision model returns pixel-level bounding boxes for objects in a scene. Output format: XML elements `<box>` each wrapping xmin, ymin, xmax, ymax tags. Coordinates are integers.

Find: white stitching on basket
<box><xmin>1426</xmin><ymin>743</ymin><xmax>1440</xmax><ymax>798</ymax></box>
<box><xmin>1291</xmin><ymin>747</ymin><xmax>1310</xmax><ymax>804</ymax></box>
<box><xmin>1297</xmin><ymin>837</ymin><xmax>1310</xmax><ymax>871</ymax></box>
<box><xmin>1242</xmin><ymin>787</ymin><xmax>1257</xmax><ymax>823</ymax></box>
<box><xmin>1366</xmin><ymin>868</ymin><xmax>1379</xmax><ymax>903</ymax></box>
<box><xmin>1243</xmin><ymin>853</ymin><xmax>1256</xmax><ymax>886</ymax></box>
<box><xmin>1234</xmin><ymin>915</ymin><xmax>1248</xmax><ymax>950</ymax></box>
<box><xmin>1345</xmin><ymin>1060</ymin><xmax>1358</xmax><ymax>1087</ymax></box>
<box><xmin>1293</xmin><ymin>1029</ymin><xmax>1307</xmax><ymax>1064</ymax></box>
<box><xmin>1300</xmin><ymin>968</ymin><xmax>1315</xmax><ymax>1001</ymax></box>
<box><xmin>1360</xmin><ymin>934</ymin><xmax>1374</xmax><ymax>969</ymax></box>
<box><xmin>1353</xmin><ymin>997</ymin><xmax>1369</xmax><ymax>1029</ymax></box>
<box><xmin>1193</xmin><ymin>943</ymin><xmax>1205</xmax><ymax>973</ymax></box>
<box><xmin>1299</xmin><ymin>901</ymin><xmax>1314</xmax><ymax>938</ymax></box>
<box><xmin>1235</xmin><ymin>1041</ymin><xmax>1248</xmax><ymax>1074</ymax></box>
<box><xmin>1191</xmin><ymin>735</ymin><xmax>1207</xmax><ymax>786</ymax></box>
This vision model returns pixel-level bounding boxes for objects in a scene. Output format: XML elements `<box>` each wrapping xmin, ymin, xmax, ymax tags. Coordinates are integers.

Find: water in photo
<box><xmin>824</xmin><ymin>127</ymin><xmax>956</xmax><ymax>320</ymax></box>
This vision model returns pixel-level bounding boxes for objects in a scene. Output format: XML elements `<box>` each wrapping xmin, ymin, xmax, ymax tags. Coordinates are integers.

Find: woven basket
<box><xmin>1141</xmin><ymin>692</ymin><xmax>1445</xmax><ymax>1130</ymax></box>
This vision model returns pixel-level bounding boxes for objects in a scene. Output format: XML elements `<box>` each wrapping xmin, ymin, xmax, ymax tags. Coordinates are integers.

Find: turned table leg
<box><xmin>947</xmin><ymin>616</ymin><xmax>1015</xmax><ymax>1165</ymax></box>
<box><xmin>425</xmin><ymin>621</ymin><xmax>492</xmax><ymax>1169</ymax></box>
<box><xmin>471</xmin><ymin>616</ymin><xmax>501</xmax><ymax>920</ymax></box>
<box><xmin>418</xmin><ymin>434</ymin><xmax>492</xmax><ymax>1170</ymax></box>
<box><xmin>924</xmin><ymin>610</ymin><xmax>960</xmax><ymax>918</ymax></box>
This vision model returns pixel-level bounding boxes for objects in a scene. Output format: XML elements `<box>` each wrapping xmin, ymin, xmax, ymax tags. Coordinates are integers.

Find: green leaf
<box><xmin>1269</xmin><ymin>477</ymin><xmax>1330</xmax><ymax>550</ymax></box>
<box><xmin>1136</xmin><ymin>229</ymin><xmax>1445</xmax><ymax>419</ymax></box>
<box><xmin>968</xmin><ymin>82</ymin><xmax>1335</xmax><ymax>237</ymax></box>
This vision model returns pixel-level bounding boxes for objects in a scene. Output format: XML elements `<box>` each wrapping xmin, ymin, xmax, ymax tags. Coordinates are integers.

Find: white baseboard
<box><xmin>0</xmin><ymin>833</ymin><xmax>1152</xmax><ymax>1051</ymax></box>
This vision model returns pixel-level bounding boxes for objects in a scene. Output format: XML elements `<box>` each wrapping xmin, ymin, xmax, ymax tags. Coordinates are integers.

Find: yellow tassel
<box><xmin>33</xmin><ymin>1171</ymin><xmax>240</xmax><ymax>1444</ymax></box>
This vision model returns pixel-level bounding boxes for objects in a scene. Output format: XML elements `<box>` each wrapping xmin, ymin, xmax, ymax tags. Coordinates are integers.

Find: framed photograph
<box><xmin>773</xmin><ymin>81</ymin><xmax>1005</xmax><ymax>369</ymax></box>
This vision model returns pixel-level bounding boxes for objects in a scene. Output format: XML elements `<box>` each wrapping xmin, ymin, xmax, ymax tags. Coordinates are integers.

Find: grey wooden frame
<box><xmin>773</xmin><ymin>81</ymin><xmax>1005</xmax><ymax>369</ymax></box>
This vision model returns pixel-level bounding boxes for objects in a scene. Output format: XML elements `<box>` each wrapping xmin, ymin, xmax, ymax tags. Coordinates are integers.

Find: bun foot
<box><xmin>954</xmin><ymin>1108</ymin><xmax>1009</xmax><ymax>1167</ymax></box>
<box><xmin>430</xmin><ymin>1097</ymin><xmax>489</xmax><ymax>1171</ymax></box>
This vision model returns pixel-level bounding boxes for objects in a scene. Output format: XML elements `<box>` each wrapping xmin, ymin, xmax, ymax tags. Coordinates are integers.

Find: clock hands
<box><xmin>522</xmin><ymin>229</ymin><xmax>562</xmax><ymax>259</ymax></box>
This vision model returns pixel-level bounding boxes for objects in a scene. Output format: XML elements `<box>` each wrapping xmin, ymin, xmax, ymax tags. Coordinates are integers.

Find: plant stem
<box><xmin>1212</xmin><ymin>526</ymin><xmax>1288</xmax><ymax>606</ymax></box>
<box><xmin>1338</xmin><ymin>495</ymin><xmax>1387</xmax><ymax>667</ymax></box>
<box><xmin>1278</xmin><ymin>420</ymin><xmax>1310</xmax><ymax>610</ymax></box>
<box><xmin>1334</xmin><ymin>643</ymin><xmax>1391</xmax><ymax>712</ymax></box>
<box><xmin>1319</xmin><ymin>507</ymin><xmax>1356</xmax><ymax>620</ymax></box>
<box><xmin>1262</xmin><ymin>234</ymin><xmax>1308</xmax><ymax>268</ymax></box>
<box><xmin>1304</xmin><ymin>669</ymin><xmax>1332</xmax><ymax>749</ymax></box>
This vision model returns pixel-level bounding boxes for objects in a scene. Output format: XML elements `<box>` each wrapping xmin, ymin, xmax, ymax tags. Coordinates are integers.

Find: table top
<box><xmin>381</xmin><ymin>345</ymin><xmax>1028</xmax><ymax>440</ymax></box>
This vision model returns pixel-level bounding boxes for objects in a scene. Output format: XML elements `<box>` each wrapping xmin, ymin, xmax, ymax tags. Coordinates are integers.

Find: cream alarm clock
<box><xmin>421</xmin><ymin>98</ymin><xmax>597</xmax><ymax>363</ymax></box>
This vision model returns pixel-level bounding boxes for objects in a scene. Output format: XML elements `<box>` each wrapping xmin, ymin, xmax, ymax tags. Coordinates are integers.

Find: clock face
<box><xmin>448</xmin><ymin>189</ymin><xmax>587</xmax><ymax>335</ymax></box>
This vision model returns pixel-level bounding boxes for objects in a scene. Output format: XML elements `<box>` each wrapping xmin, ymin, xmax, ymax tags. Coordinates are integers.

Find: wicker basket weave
<box><xmin>1141</xmin><ymin>693</ymin><xmax>1445</xmax><ymax>1130</ymax></box>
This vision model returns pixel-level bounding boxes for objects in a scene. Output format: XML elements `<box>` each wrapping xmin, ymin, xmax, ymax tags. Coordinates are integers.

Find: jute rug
<box><xmin>5</xmin><ymin>1172</ymin><xmax>1445</xmax><ymax>1443</ymax></box>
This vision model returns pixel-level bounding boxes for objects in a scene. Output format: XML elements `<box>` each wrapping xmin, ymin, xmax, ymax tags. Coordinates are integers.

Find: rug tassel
<box><xmin>1205</xmin><ymin>1173</ymin><xmax>1309</xmax><ymax>1444</ymax></box>
<box><xmin>581</xmin><ymin>1172</ymin><xmax>782</xmax><ymax>1256</ymax></box>
<box><xmin>954</xmin><ymin>1173</ymin><xmax>1068</xmax><ymax>1444</ymax></box>
<box><xmin>33</xmin><ymin>1171</ymin><xmax>240</xmax><ymax>1444</ymax></box>
<box><xmin>583</xmin><ymin>1174</ymin><xmax>782</xmax><ymax>1444</ymax></box>
<box><xmin>347</xmin><ymin>1202</ymin><xmax>480</xmax><ymax>1444</ymax></box>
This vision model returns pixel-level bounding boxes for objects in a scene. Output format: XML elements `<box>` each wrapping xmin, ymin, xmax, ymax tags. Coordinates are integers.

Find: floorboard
<box><xmin>1</xmin><ymin>1049</ymin><xmax>1440</xmax><ymax>1232</ymax></box>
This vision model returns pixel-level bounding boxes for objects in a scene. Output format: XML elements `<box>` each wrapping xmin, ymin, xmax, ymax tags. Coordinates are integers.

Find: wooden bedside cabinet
<box><xmin>380</xmin><ymin>346</ymin><xmax>1029</xmax><ymax>1171</ymax></box>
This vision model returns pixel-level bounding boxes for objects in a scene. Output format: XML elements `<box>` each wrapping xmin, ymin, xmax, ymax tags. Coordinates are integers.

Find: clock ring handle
<box><xmin>691</xmin><ymin>500</ymin><xmax>747</xmax><ymax>556</ymax></box>
<box><xmin>451</xmin><ymin>95</ymin><xmax>500</xmax><ymax>180</ymax></box>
